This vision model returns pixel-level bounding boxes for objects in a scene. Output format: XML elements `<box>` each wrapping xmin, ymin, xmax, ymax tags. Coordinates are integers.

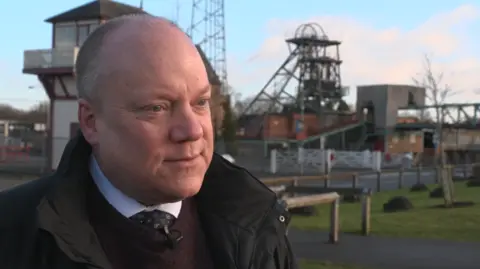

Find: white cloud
<box><xmin>229</xmin><ymin>4</ymin><xmax>480</xmax><ymax>104</ymax></box>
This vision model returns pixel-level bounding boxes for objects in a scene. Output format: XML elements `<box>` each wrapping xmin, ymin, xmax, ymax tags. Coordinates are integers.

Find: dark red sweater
<box><xmin>87</xmin><ymin>184</ymin><xmax>214</xmax><ymax>269</ymax></box>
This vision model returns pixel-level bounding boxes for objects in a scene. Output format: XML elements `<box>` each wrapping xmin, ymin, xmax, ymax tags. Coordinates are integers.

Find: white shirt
<box><xmin>89</xmin><ymin>156</ymin><xmax>182</xmax><ymax>218</ymax></box>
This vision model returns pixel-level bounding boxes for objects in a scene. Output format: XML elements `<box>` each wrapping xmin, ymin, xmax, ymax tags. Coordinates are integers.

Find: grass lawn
<box><xmin>290</xmin><ymin>182</ymin><xmax>480</xmax><ymax>242</ymax></box>
<box><xmin>300</xmin><ymin>260</ymin><xmax>374</xmax><ymax>269</ymax></box>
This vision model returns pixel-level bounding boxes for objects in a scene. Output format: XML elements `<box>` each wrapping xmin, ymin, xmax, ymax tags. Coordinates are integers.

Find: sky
<box><xmin>0</xmin><ymin>0</ymin><xmax>479</xmax><ymax>110</ymax></box>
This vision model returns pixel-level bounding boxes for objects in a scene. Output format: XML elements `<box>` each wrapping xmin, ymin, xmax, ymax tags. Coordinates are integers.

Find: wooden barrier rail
<box><xmin>262</xmin><ymin>175</ymin><xmax>325</xmax><ymax>186</ymax></box>
<box><xmin>262</xmin><ymin>172</ymin><xmax>354</xmax><ymax>186</ymax></box>
<box><xmin>269</xmin><ymin>185</ymin><xmax>287</xmax><ymax>194</ymax></box>
<box><xmin>266</xmin><ymin>173</ymin><xmax>372</xmax><ymax>238</ymax></box>
<box><xmin>281</xmin><ymin>185</ymin><xmax>372</xmax><ymax>236</ymax></box>
<box><xmin>283</xmin><ymin>192</ymin><xmax>340</xmax><ymax>243</ymax></box>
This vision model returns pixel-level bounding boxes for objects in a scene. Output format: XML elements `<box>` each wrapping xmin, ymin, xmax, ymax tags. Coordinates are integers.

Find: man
<box><xmin>0</xmin><ymin>15</ymin><xmax>297</xmax><ymax>269</ymax></box>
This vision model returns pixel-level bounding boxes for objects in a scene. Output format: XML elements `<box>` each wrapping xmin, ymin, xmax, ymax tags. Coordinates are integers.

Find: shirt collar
<box><xmin>89</xmin><ymin>155</ymin><xmax>182</xmax><ymax>218</ymax></box>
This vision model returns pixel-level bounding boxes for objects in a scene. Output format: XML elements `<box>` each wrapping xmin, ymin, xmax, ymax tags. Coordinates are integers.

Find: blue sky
<box><xmin>0</xmin><ymin>0</ymin><xmax>478</xmax><ymax>109</ymax></box>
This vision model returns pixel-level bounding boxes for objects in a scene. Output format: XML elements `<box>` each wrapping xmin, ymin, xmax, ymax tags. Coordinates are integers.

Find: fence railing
<box><xmin>24</xmin><ymin>47</ymin><xmax>79</xmax><ymax>69</ymax></box>
<box><xmin>270</xmin><ymin>149</ymin><xmax>407</xmax><ymax>174</ymax></box>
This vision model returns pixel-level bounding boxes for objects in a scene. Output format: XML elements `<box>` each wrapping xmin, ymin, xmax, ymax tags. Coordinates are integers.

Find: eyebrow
<box><xmin>198</xmin><ymin>85</ymin><xmax>212</xmax><ymax>95</ymax></box>
<box><xmin>189</xmin><ymin>85</ymin><xmax>211</xmax><ymax>99</ymax></box>
<box><xmin>131</xmin><ymin>84</ymin><xmax>212</xmax><ymax>102</ymax></box>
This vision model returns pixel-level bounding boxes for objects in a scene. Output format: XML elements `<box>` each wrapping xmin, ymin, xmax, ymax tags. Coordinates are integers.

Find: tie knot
<box><xmin>129</xmin><ymin>209</ymin><xmax>184</xmax><ymax>249</ymax></box>
<box><xmin>129</xmin><ymin>210</ymin><xmax>175</xmax><ymax>229</ymax></box>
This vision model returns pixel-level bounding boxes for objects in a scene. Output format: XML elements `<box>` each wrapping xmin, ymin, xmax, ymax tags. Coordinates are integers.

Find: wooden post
<box><xmin>416</xmin><ymin>165</ymin><xmax>422</xmax><ymax>184</ymax></box>
<box><xmin>329</xmin><ymin>197</ymin><xmax>340</xmax><ymax>243</ymax></box>
<box><xmin>361</xmin><ymin>193</ymin><xmax>371</xmax><ymax>236</ymax></box>
<box><xmin>284</xmin><ymin>192</ymin><xmax>340</xmax><ymax>243</ymax></box>
<box><xmin>398</xmin><ymin>168</ymin><xmax>404</xmax><ymax>189</ymax></box>
<box><xmin>323</xmin><ymin>174</ymin><xmax>330</xmax><ymax>188</ymax></box>
<box><xmin>289</xmin><ymin>178</ymin><xmax>298</xmax><ymax>197</ymax></box>
<box><xmin>352</xmin><ymin>173</ymin><xmax>358</xmax><ymax>188</ymax></box>
<box><xmin>376</xmin><ymin>171</ymin><xmax>381</xmax><ymax>192</ymax></box>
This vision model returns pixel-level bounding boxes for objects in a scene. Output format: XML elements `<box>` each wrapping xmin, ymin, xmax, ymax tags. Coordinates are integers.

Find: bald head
<box><xmin>75</xmin><ymin>14</ymin><xmax>197</xmax><ymax>105</ymax></box>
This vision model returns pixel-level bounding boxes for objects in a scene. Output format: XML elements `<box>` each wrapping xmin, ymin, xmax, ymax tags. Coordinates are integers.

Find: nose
<box><xmin>169</xmin><ymin>105</ymin><xmax>204</xmax><ymax>143</ymax></box>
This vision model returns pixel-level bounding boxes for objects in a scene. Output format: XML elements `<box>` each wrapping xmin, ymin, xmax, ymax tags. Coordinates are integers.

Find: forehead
<box><xmin>98</xmin><ymin>22</ymin><xmax>210</xmax><ymax>101</ymax></box>
<box><xmin>103</xmin><ymin>66</ymin><xmax>211</xmax><ymax>103</ymax></box>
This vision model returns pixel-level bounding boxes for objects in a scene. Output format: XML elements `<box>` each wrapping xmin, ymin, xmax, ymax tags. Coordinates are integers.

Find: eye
<box><xmin>143</xmin><ymin>103</ymin><xmax>169</xmax><ymax>113</ymax></box>
<box><xmin>151</xmin><ymin>105</ymin><xmax>163</xmax><ymax>112</ymax></box>
<box><xmin>196</xmin><ymin>98</ymin><xmax>210</xmax><ymax>107</ymax></box>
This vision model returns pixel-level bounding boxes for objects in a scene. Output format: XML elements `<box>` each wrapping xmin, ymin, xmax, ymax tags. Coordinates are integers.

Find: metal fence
<box><xmin>0</xmin><ymin>134</ymin><xmax>47</xmax><ymax>174</ymax></box>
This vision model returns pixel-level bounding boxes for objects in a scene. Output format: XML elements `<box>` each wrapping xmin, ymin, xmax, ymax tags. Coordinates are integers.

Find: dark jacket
<box><xmin>0</xmin><ymin>133</ymin><xmax>297</xmax><ymax>269</ymax></box>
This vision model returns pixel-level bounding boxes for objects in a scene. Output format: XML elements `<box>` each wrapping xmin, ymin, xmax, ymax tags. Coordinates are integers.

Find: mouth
<box><xmin>164</xmin><ymin>155</ymin><xmax>201</xmax><ymax>163</ymax></box>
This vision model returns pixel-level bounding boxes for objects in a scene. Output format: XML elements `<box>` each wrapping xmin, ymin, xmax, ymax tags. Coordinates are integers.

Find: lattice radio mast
<box><xmin>188</xmin><ymin>0</ymin><xmax>228</xmax><ymax>92</ymax></box>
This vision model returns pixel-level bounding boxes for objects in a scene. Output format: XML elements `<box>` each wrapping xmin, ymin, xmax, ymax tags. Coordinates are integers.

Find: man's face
<box><xmin>81</xmin><ymin>26</ymin><xmax>214</xmax><ymax>204</ymax></box>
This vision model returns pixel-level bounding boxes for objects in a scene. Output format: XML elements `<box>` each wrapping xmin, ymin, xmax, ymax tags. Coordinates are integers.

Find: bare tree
<box><xmin>413</xmin><ymin>55</ymin><xmax>457</xmax><ymax>163</ymax></box>
<box><xmin>412</xmin><ymin>54</ymin><xmax>457</xmax><ymax>206</ymax></box>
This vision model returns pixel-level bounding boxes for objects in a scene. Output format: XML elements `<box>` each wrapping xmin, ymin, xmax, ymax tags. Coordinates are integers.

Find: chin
<box><xmin>161</xmin><ymin>177</ymin><xmax>204</xmax><ymax>202</ymax></box>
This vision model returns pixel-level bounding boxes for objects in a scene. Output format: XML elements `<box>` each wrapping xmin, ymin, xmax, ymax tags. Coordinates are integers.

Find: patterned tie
<box><xmin>130</xmin><ymin>210</ymin><xmax>175</xmax><ymax>229</ymax></box>
<box><xmin>129</xmin><ymin>210</ymin><xmax>183</xmax><ymax>248</ymax></box>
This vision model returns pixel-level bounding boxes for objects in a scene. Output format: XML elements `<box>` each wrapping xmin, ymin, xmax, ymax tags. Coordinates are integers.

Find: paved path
<box><xmin>289</xmin><ymin>229</ymin><xmax>480</xmax><ymax>269</ymax></box>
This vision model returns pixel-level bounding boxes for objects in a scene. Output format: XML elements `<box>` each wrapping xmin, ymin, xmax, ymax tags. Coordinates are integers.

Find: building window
<box><xmin>77</xmin><ymin>23</ymin><xmax>100</xmax><ymax>46</ymax></box>
<box><xmin>78</xmin><ymin>25</ymin><xmax>90</xmax><ymax>45</ymax></box>
<box><xmin>55</xmin><ymin>22</ymin><xmax>100</xmax><ymax>48</ymax></box>
<box><xmin>408</xmin><ymin>91</ymin><xmax>416</xmax><ymax>106</ymax></box>
<box><xmin>54</xmin><ymin>25</ymin><xmax>76</xmax><ymax>48</ymax></box>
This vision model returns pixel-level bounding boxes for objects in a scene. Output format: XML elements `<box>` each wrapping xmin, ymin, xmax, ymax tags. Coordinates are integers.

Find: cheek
<box><xmin>101</xmin><ymin>117</ymin><xmax>168</xmax><ymax>153</ymax></box>
<box><xmin>201</xmin><ymin>117</ymin><xmax>214</xmax><ymax>159</ymax></box>
<box><xmin>202</xmin><ymin>116</ymin><xmax>214</xmax><ymax>139</ymax></box>
<box><xmin>129</xmin><ymin>123</ymin><xmax>169</xmax><ymax>148</ymax></box>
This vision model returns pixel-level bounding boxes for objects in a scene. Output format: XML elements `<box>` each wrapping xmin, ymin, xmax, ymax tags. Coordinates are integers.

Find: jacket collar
<box><xmin>36</xmin><ymin>132</ymin><xmax>278</xmax><ymax>268</ymax></box>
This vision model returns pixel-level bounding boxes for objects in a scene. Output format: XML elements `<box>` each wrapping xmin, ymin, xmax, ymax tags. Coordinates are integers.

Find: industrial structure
<box><xmin>22</xmin><ymin>0</ymin><xmax>222</xmax><ymax>171</ymax></box>
<box><xmin>238</xmin><ymin>23</ymin><xmax>361</xmax><ymax>152</ymax></box>
<box><xmin>237</xmin><ymin>23</ymin><xmax>480</xmax><ymax>161</ymax></box>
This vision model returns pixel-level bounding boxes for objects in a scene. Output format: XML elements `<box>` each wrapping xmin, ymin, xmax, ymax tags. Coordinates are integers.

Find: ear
<box><xmin>78</xmin><ymin>98</ymin><xmax>98</xmax><ymax>145</ymax></box>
